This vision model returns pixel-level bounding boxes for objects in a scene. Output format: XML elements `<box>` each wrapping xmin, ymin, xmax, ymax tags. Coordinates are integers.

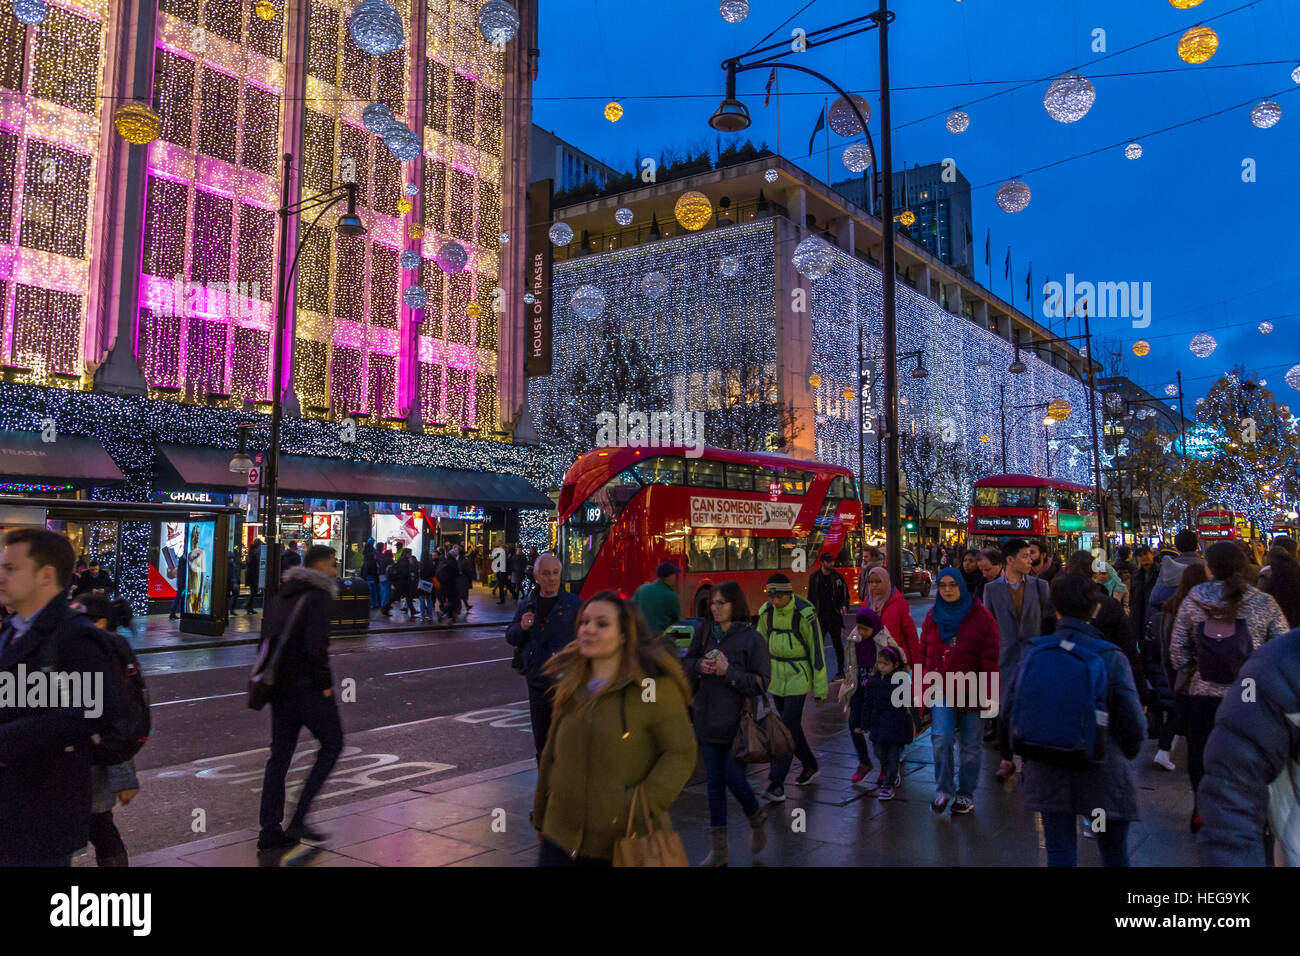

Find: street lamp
<box><xmin>711</xmin><ymin>2</ymin><xmax>904</xmax><ymax>577</ymax></box>
<box><xmin>228</xmin><ymin>423</ymin><xmax>254</xmax><ymax>475</ymax></box>
<box><xmin>263</xmin><ymin>152</ymin><xmax>366</xmax><ymax>606</ymax></box>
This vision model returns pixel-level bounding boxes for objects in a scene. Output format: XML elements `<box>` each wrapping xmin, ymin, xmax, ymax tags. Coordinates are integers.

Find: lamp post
<box><xmin>263</xmin><ymin>152</ymin><xmax>365</xmax><ymax>607</ymax></box>
<box><xmin>710</xmin><ymin>3</ymin><xmax>902</xmax><ymax>576</ymax></box>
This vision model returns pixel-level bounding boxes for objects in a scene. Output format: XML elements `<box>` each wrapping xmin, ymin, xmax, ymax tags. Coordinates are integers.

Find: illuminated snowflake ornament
<box><xmin>499</xmin><ymin>232</ymin><xmax>509</xmax><ymax>244</ymax></box>
<box><xmin>1259</xmin><ymin>321</ymin><xmax>1273</xmax><ymax>334</ymax></box>
<box><xmin>829</xmin><ymin>94</ymin><xmax>872</xmax><ymax>136</ymax></box>
<box><xmin>719</xmin><ymin>0</ymin><xmax>749</xmax><ymax>23</ymax></box>
<box><xmin>841</xmin><ymin>143</ymin><xmax>873</xmax><ymax>173</ymax></box>
<box><xmin>792</xmin><ymin>236</ymin><xmax>836</xmax><ymax>281</ymax></box>
<box><xmin>569</xmin><ymin>284</ymin><xmax>607</xmax><ymax>320</ymax></box>
<box><xmin>1292</xmin><ymin>65</ymin><xmax>1300</xmax><ymax>84</ymax></box>
<box><xmin>348</xmin><ymin>1</ymin><xmax>405</xmax><ymax>55</ymax></box>
<box><xmin>764</xmin><ymin>168</ymin><xmax>778</xmax><ymax>183</ymax></box>
<box><xmin>435</xmin><ymin>240</ymin><xmax>468</xmax><ymax>274</ymax></box>
<box><xmin>548</xmin><ymin>222</ymin><xmax>573</xmax><ymax>246</ymax></box>
<box><xmin>1189</xmin><ymin>333</ymin><xmax>1217</xmax><ymax>358</ymax></box>
<box><xmin>1164</xmin><ymin>383</ymin><xmax>1178</xmax><ymax>396</ymax></box>
<box><xmin>995</xmin><ymin>180</ymin><xmax>1031</xmax><ymax>213</ymax></box>
<box><xmin>390</xmin><ymin>133</ymin><xmax>422</xmax><ymax>162</ymax></box>
<box><xmin>523</xmin><ymin>293</ymin><xmax>535</xmax><ymax>305</ymax></box>
<box><xmin>1043</xmin><ymin>73</ymin><xmax>1096</xmax><ymax>123</ymax></box>
<box><xmin>1251</xmin><ymin>101</ymin><xmax>1282</xmax><ymax>129</ymax></box>
<box><xmin>405</xmin><ymin>183</ymin><xmax>419</xmax><ymax>197</ymax></box>
<box><xmin>12</xmin><ymin>0</ymin><xmax>47</xmax><ymax>25</ymax></box>
<box><xmin>641</xmin><ymin>271</ymin><xmax>669</xmax><ymax>299</ymax></box>
<box><xmin>945</xmin><ymin>111</ymin><xmax>970</xmax><ymax>134</ymax></box>
<box><xmin>477</xmin><ymin>0</ymin><xmax>520</xmax><ymax>45</ymax></box>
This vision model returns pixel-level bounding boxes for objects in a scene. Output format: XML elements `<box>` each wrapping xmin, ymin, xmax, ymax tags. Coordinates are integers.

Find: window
<box><xmin>448</xmin><ymin>168</ymin><xmax>473</xmax><ymax>240</ymax></box>
<box><xmin>294</xmin><ymin>224</ymin><xmax>330</xmax><ymax>313</ymax></box>
<box><xmin>373</xmin><ymin>148</ymin><xmax>401</xmax><ymax>217</ymax></box>
<box><xmin>190</xmin><ymin>189</ymin><xmax>233</xmax><ymax>285</ymax></box>
<box><xmin>31</xmin><ymin>6</ymin><xmax>99</xmax><ymax>115</ymax></box>
<box><xmin>0</xmin><ymin>8</ymin><xmax>26</xmax><ymax>93</ymax></box>
<box><xmin>974</xmin><ymin>486</ymin><xmax>1041</xmax><ymax>508</ymax></box>
<box><xmin>755</xmin><ymin>537</ymin><xmax>780</xmax><ymax>570</ymax></box>
<box><xmin>198</xmin><ymin>67</ymin><xmax>240</xmax><ymax>163</ymax></box>
<box><xmin>776</xmin><ymin>537</ymin><xmax>805</xmax><ymax>570</ymax></box>
<box><xmin>626</xmin><ymin>456</ymin><xmax>684</xmax><ymax>485</ymax></box>
<box><xmin>727</xmin><ymin>535</ymin><xmax>755</xmax><ymax>571</ymax></box>
<box><xmin>302</xmin><ymin>109</ymin><xmax>336</xmax><ymax>194</ymax></box>
<box><xmin>376</xmin><ymin>48</ymin><xmax>405</xmax><ymax>112</ymax></box>
<box><xmin>781</xmin><ymin>471</ymin><xmax>813</xmax><ymax>496</ymax></box>
<box><xmin>370</xmin><ymin>245</ymin><xmax>399</xmax><ymax>330</ymax></box>
<box><xmin>307</xmin><ymin>1</ymin><xmax>339</xmax><ymax>86</ymax></box>
<box><xmin>687</xmin><ymin>533</ymin><xmax>726</xmax><ymax>572</ymax></box>
<box><xmin>753</xmin><ymin>466</ymin><xmax>781</xmax><ymax>497</ymax></box>
<box><xmin>20</xmin><ymin>140</ymin><xmax>91</xmax><ymax>259</ymax></box>
<box><xmin>725</xmin><ymin>463</ymin><xmax>754</xmax><ymax>492</ymax></box>
<box><xmin>687</xmin><ymin>458</ymin><xmax>725</xmax><ymax>489</ymax></box>
<box><xmin>0</xmin><ymin>128</ymin><xmax>18</xmax><ymax>243</ymax></box>
<box><xmin>423</xmin><ymin>159</ymin><xmax>446</xmax><ymax>230</ymax></box>
<box><xmin>241</xmin><ymin>85</ymin><xmax>280</xmax><ymax>174</ymax></box>
<box><xmin>205</xmin><ymin>0</ymin><xmax>243</xmax><ymax>43</ymax></box>
<box><xmin>12</xmin><ymin>283</ymin><xmax>81</xmax><ymax>373</ymax></box>
<box><xmin>425</xmin><ymin>60</ymin><xmax>449</xmax><ymax>133</ymax></box>
<box><xmin>339</xmin><ymin>124</ymin><xmax>371</xmax><ymax>200</ymax></box>
<box><xmin>333</xmin><ymin>233</ymin><xmax>365</xmax><ymax>322</ymax></box>
<box><xmin>237</xmin><ymin>203</ymin><xmax>275</xmax><ymax>302</ymax></box>
<box><xmin>247</xmin><ymin>3</ymin><xmax>284</xmax><ymax>59</ymax></box>
<box><xmin>142</xmin><ymin>176</ymin><xmax>187</xmax><ymax>278</ymax></box>
<box><xmin>450</xmin><ymin>73</ymin><xmax>475</xmax><ymax>146</ymax></box>
<box><xmin>154</xmin><ymin>50</ymin><xmax>195</xmax><ymax>149</ymax></box>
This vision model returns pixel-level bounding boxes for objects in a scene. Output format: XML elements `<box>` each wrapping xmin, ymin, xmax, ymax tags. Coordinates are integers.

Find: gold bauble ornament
<box><xmin>808</xmin><ymin>373</ymin><xmax>822</xmax><ymax>388</ymax></box>
<box><xmin>674</xmin><ymin>190</ymin><xmax>713</xmax><ymax>231</ymax></box>
<box><xmin>255</xmin><ymin>0</ymin><xmax>277</xmax><ymax>21</ymax></box>
<box><xmin>1047</xmin><ymin>398</ymin><xmax>1072</xmax><ymax>422</ymax></box>
<box><xmin>397</xmin><ymin>197</ymin><xmax>412</xmax><ymax>215</ymax></box>
<box><xmin>979</xmin><ymin>434</ymin><xmax>990</xmax><ymax>443</ymax></box>
<box><xmin>1132</xmin><ymin>340</ymin><xmax>1151</xmax><ymax>357</ymax></box>
<box><xmin>467</xmin><ymin>303</ymin><xmax>482</xmax><ymax>319</ymax></box>
<box><xmin>899</xmin><ymin>210</ymin><xmax>916</xmax><ymax>227</ymax></box>
<box><xmin>842</xmin><ymin>388</ymin><xmax>855</xmax><ymax>401</ymax></box>
<box><xmin>113</xmin><ymin>101</ymin><xmax>163</xmax><ymax>145</ymax></box>
<box><xmin>407</xmin><ymin>222</ymin><xmax>425</xmax><ymax>239</ymax></box>
<box><xmin>604</xmin><ymin>101</ymin><xmax>623</xmax><ymax>122</ymax></box>
<box><xmin>1177</xmin><ymin>26</ymin><xmax>1218</xmax><ymax>64</ymax></box>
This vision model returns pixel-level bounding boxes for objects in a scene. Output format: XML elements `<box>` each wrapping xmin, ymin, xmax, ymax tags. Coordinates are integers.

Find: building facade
<box><xmin>835</xmin><ymin>161</ymin><xmax>974</xmax><ymax>272</ymax></box>
<box><xmin>0</xmin><ymin>1</ymin><xmax>550</xmax><ymax>614</ymax></box>
<box><xmin>528</xmin><ymin>124</ymin><xmax>618</xmax><ymax>196</ymax></box>
<box><xmin>527</xmin><ymin>157</ymin><xmax>1099</xmax><ymax>514</ymax></box>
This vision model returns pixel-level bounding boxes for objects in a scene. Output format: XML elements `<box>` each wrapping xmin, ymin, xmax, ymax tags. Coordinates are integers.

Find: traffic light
<box><xmin>904</xmin><ymin>504</ymin><xmax>918</xmax><ymax>532</ymax></box>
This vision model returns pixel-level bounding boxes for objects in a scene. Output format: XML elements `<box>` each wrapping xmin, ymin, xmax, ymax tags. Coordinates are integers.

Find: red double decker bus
<box><xmin>968</xmin><ymin>474</ymin><xmax>1099</xmax><ymax>552</ymax></box>
<box><xmin>1196</xmin><ymin>507</ymin><xmax>1246</xmax><ymax>543</ymax></box>
<box><xmin>557</xmin><ymin>446</ymin><xmax>863</xmax><ymax>620</ymax></box>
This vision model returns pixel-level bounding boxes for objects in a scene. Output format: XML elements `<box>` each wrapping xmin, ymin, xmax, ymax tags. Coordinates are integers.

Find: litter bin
<box><xmin>330</xmin><ymin>577</ymin><xmax>371</xmax><ymax>636</ymax></box>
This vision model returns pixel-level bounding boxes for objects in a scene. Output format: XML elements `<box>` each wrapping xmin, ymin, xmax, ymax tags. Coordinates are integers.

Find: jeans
<box><xmin>768</xmin><ymin>693</ymin><xmax>817</xmax><ymax>785</ymax></box>
<box><xmin>930</xmin><ymin>705</ymin><xmax>983</xmax><ymax>799</ymax></box>
<box><xmin>259</xmin><ymin>685</ymin><xmax>344</xmax><ymax>838</ymax></box>
<box><xmin>699</xmin><ymin>740</ymin><xmax>758</xmax><ymax>826</ymax></box>
<box><xmin>169</xmin><ymin>589</ymin><xmax>185</xmax><ymax>616</ymax></box>
<box><xmin>848</xmin><ymin>686</ymin><xmax>872</xmax><ymax>765</ymax></box>
<box><xmin>822</xmin><ymin>618</ymin><xmax>845</xmax><ymax>676</ymax></box>
<box><xmin>366</xmin><ymin>577</ymin><xmax>380</xmax><ymax>608</ymax></box>
<box><xmin>379</xmin><ymin>580</ymin><xmax>392</xmax><ymax>609</ymax></box>
<box><xmin>419</xmin><ymin>592</ymin><xmax>434</xmax><ymax>618</ymax></box>
<box><xmin>1186</xmin><ymin>695</ymin><xmax>1222</xmax><ymax>801</ymax></box>
<box><xmin>527</xmin><ymin>683</ymin><xmax>553</xmax><ymax>760</ymax></box>
<box><xmin>874</xmin><ymin>740</ymin><xmax>902</xmax><ymax>782</ymax></box>
<box><xmin>1041</xmin><ymin>812</ymin><xmax>1131</xmax><ymax>867</ymax></box>
<box><xmin>538</xmin><ymin>836</ymin><xmax>611</xmax><ymax>867</ymax></box>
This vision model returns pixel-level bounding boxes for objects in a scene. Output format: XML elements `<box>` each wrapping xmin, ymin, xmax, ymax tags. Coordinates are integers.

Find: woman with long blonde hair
<box><xmin>533</xmin><ymin>591</ymin><xmax>696</xmax><ymax>866</ymax></box>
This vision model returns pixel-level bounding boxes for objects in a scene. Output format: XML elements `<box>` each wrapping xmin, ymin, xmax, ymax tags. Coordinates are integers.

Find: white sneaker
<box><xmin>1153</xmin><ymin>750</ymin><xmax>1176</xmax><ymax>772</ymax></box>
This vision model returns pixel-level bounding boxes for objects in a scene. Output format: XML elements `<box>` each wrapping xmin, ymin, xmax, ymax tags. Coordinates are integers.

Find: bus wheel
<box><xmin>694</xmin><ymin>588</ymin><xmax>711</xmax><ymax>620</ymax></box>
<box><xmin>920</xmin><ymin>579</ymin><xmax>931</xmax><ymax>598</ymax></box>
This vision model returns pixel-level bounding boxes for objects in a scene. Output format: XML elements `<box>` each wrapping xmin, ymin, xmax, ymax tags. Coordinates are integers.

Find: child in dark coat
<box><xmin>863</xmin><ymin>646</ymin><xmax>914</xmax><ymax>800</ymax></box>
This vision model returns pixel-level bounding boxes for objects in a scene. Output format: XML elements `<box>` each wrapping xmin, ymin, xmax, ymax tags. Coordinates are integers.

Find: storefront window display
<box><xmin>184</xmin><ymin>522</ymin><xmax>216</xmax><ymax>616</ymax></box>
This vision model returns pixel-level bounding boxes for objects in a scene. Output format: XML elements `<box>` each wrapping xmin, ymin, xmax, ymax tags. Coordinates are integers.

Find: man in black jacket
<box><xmin>281</xmin><ymin>541</ymin><xmax>302</xmax><ymax>571</ymax></box>
<box><xmin>505</xmin><ymin>554</ymin><xmax>581</xmax><ymax>759</ymax></box>
<box><xmin>0</xmin><ymin>529</ymin><xmax>119</xmax><ymax>866</ymax></box>
<box><xmin>1127</xmin><ymin>545</ymin><xmax>1159</xmax><ymax>643</ymax></box>
<box><xmin>71</xmin><ymin>559</ymin><xmax>113</xmax><ymax>597</ymax></box>
<box><xmin>244</xmin><ymin>537</ymin><xmax>262</xmax><ymax>613</ymax></box>
<box><xmin>807</xmin><ymin>551</ymin><xmax>848</xmax><ymax>680</ymax></box>
<box><xmin>257</xmin><ymin>545</ymin><xmax>343</xmax><ymax>852</ymax></box>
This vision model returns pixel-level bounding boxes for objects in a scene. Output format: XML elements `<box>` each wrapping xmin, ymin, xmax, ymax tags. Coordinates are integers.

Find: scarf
<box><xmin>932</xmin><ymin>568</ymin><xmax>972</xmax><ymax>643</ymax></box>
<box><xmin>867</xmin><ymin>566</ymin><xmax>893</xmax><ymax>614</ymax></box>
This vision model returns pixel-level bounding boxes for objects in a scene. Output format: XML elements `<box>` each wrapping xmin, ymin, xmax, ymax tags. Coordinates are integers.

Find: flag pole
<box><xmin>775</xmin><ymin>72</ymin><xmax>781</xmax><ymax>158</ymax></box>
<box><xmin>824</xmin><ymin>96</ymin><xmax>830</xmax><ymax>185</ymax></box>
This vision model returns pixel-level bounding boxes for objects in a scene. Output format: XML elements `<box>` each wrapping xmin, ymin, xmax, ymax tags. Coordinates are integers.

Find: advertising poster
<box><xmin>184</xmin><ymin>522</ymin><xmax>215</xmax><ymax>616</ymax></box>
<box><xmin>148</xmin><ymin>520</ymin><xmax>186</xmax><ymax>599</ymax></box>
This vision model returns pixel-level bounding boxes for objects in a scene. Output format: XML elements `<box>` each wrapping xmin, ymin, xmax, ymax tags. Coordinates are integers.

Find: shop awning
<box><xmin>0</xmin><ymin>430</ymin><xmax>125</xmax><ymax>485</ymax></box>
<box><xmin>156</xmin><ymin>445</ymin><xmax>553</xmax><ymax>509</ymax></box>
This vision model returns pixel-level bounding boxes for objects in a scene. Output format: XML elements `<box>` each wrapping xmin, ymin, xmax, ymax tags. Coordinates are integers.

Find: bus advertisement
<box><xmin>968</xmin><ymin>474</ymin><xmax>1099</xmax><ymax>553</ymax></box>
<box><xmin>557</xmin><ymin>446</ymin><xmax>863</xmax><ymax>620</ymax></box>
<box><xmin>1195</xmin><ymin>508</ymin><xmax>1248</xmax><ymax>543</ymax></box>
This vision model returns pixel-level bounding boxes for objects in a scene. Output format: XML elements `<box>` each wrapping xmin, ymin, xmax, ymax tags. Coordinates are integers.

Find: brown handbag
<box><xmin>732</xmin><ymin>688</ymin><xmax>797</xmax><ymax>764</ymax></box>
<box><xmin>612</xmin><ymin>786</ymin><xmax>689</xmax><ymax>867</ymax></box>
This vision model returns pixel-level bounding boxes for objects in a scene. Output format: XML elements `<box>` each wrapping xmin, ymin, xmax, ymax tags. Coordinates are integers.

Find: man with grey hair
<box><xmin>505</xmin><ymin>553</ymin><xmax>582</xmax><ymax>758</ymax></box>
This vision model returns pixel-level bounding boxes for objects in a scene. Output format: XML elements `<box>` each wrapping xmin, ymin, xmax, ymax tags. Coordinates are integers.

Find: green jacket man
<box><xmin>633</xmin><ymin>561</ymin><xmax>683</xmax><ymax>636</ymax></box>
<box><xmin>757</xmin><ymin>575</ymin><xmax>828</xmax><ymax>701</ymax></box>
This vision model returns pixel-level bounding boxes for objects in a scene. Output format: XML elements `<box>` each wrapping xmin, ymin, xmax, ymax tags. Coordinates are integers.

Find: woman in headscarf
<box><xmin>862</xmin><ymin>565</ymin><xmax>919</xmax><ymax>673</ymax></box>
<box><xmin>919</xmin><ymin>569</ymin><xmax>999</xmax><ymax>815</ymax></box>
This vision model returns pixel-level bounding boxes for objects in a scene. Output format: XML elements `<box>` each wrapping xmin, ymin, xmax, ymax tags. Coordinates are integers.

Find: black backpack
<box><xmin>41</xmin><ymin>621</ymin><xmax>151</xmax><ymax>766</ymax></box>
<box><xmin>1194</xmin><ymin>618</ymin><xmax>1253</xmax><ymax>685</ymax></box>
<box><xmin>89</xmin><ymin>627</ymin><xmax>151</xmax><ymax>765</ymax></box>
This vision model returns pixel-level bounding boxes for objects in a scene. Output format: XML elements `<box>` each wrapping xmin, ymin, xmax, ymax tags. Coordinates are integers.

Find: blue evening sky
<box><xmin>531</xmin><ymin>0</ymin><xmax>1300</xmax><ymax>404</ymax></box>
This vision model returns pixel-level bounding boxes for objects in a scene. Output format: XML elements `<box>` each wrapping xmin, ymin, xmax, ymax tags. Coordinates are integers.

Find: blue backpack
<box><xmin>1011</xmin><ymin>633</ymin><xmax>1110</xmax><ymax>769</ymax></box>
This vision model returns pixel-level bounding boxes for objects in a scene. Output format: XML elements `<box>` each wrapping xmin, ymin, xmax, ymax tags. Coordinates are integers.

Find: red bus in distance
<box><xmin>968</xmin><ymin>474</ymin><xmax>1098</xmax><ymax>553</ymax></box>
<box><xmin>557</xmin><ymin>446</ymin><xmax>863</xmax><ymax>620</ymax></box>
<box><xmin>1196</xmin><ymin>508</ymin><xmax>1245</xmax><ymax>543</ymax></box>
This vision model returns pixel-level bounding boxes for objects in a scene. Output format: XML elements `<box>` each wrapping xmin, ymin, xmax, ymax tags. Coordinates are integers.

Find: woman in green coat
<box><xmin>533</xmin><ymin>591</ymin><xmax>697</xmax><ymax>865</ymax></box>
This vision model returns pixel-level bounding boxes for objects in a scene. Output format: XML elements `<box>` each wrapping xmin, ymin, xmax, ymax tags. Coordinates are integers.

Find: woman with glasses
<box><xmin>681</xmin><ymin>581</ymin><xmax>771</xmax><ymax>866</ymax></box>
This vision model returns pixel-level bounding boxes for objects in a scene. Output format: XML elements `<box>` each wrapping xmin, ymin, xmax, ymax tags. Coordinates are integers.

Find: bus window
<box><xmin>687</xmin><ymin>459</ymin><xmax>726</xmax><ymax>489</ymax></box>
<box><xmin>755</xmin><ymin>537</ymin><xmax>779</xmax><ymax>569</ymax></box>
<box><xmin>829</xmin><ymin>475</ymin><xmax>854</xmax><ymax>499</ymax></box>
<box><xmin>753</xmin><ymin>466</ymin><xmax>781</xmax><ymax>497</ymax></box>
<box><xmin>777</xmin><ymin>537</ymin><xmax>805</xmax><ymax>570</ymax></box>
<box><xmin>782</xmin><ymin>471</ymin><xmax>812</xmax><ymax>496</ymax></box>
<box><xmin>628</xmin><ymin>455</ymin><xmax>684</xmax><ymax>485</ymax></box>
<box><xmin>727</xmin><ymin>535</ymin><xmax>756</xmax><ymax>571</ymax></box>
<box><xmin>834</xmin><ymin>533</ymin><xmax>860</xmax><ymax>568</ymax></box>
<box><xmin>974</xmin><ymin>486</ymin><xmax>1040</xmax><ymax>508</ymax></box>
<box><xmin>692</xmin><ymin>533</ymin><xmax>725</xmax><ymax>571</ymax></box>
<box><xmin>725</xmin><ymin>463</ymin><xmax>755</xmax><ymax>492</ymax></box>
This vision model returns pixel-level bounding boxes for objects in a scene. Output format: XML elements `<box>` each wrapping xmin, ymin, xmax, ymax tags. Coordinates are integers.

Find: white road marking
<box><xmin>151</xmin><ymin>691</ymin><xmax>248</xmax><ymax>708</ymax></box>
<box><xmin>384</xmin><ymin>656</ymin><xmax>513</xmax><ymax>677</ymax></box>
